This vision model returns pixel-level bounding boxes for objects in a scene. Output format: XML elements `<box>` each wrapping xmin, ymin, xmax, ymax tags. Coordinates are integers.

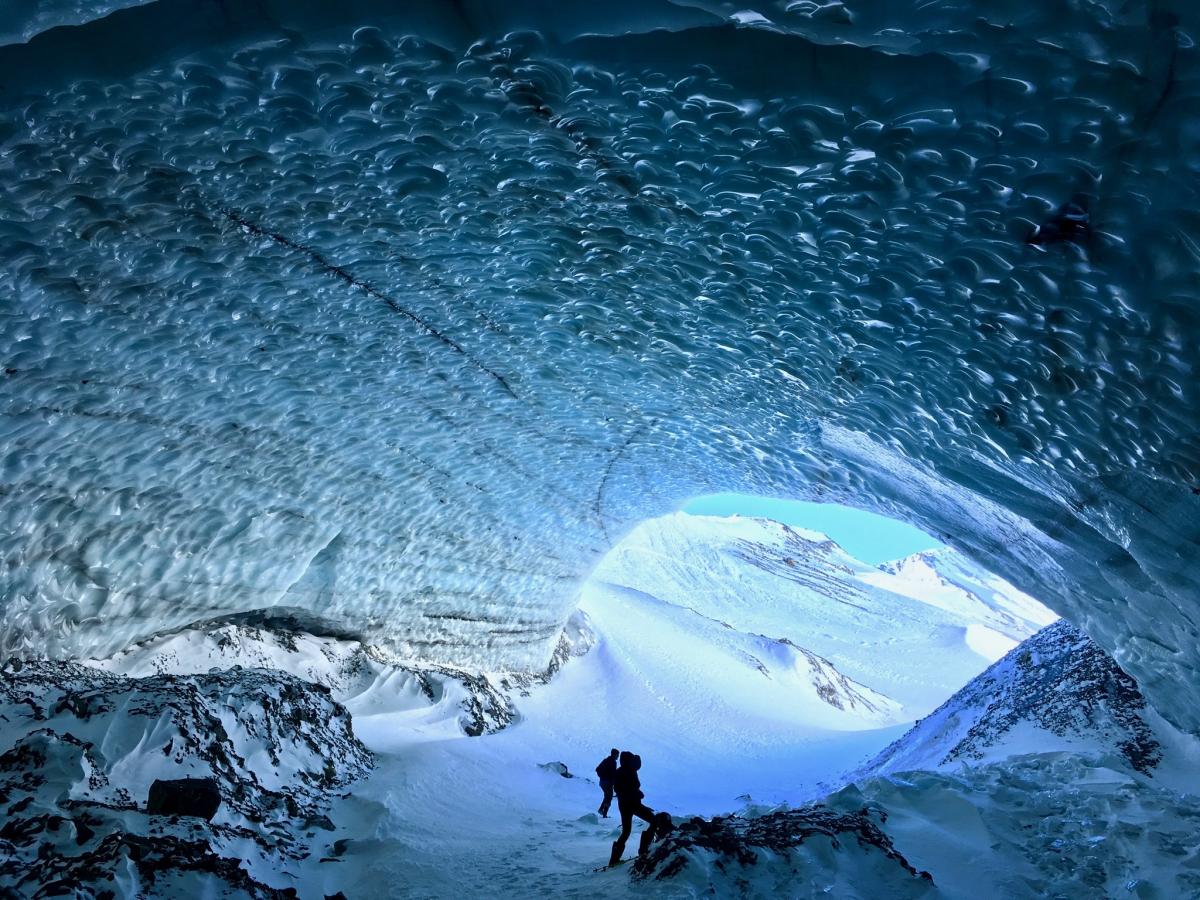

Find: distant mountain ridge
<box><xmin>867</xmin><ymin>546</ymin><xmax>1059</xmax><ymax>646</ymax></box>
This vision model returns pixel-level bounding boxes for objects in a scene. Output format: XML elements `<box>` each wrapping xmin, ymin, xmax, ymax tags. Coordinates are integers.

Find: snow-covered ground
<box><xmin>5</xmin><ymin>514</ymin><xmax>1197</xmax><ymax>898</ymax></box>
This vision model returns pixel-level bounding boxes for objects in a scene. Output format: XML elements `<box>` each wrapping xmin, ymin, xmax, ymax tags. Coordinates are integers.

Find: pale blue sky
<box><xmin>682</xmin><ymin>494</ymin><xmax>941</xmax><ymax>565</ymax></box>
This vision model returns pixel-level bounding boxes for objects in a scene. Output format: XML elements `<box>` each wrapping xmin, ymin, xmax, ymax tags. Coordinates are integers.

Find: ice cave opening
<box><xmin>573</xmin><ymin>498</ymin><xmax>1060</xmax><ymax>790</ymax></box>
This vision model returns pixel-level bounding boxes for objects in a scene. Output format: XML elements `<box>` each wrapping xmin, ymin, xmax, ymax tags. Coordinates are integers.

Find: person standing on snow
<box><xmin>595</xmin><ymin>748</ymin><xmax>619</xmax><ymax>817</ymax></box>
<box><xmin>608</xmin><ymin>750</ymin><xmax>662</xmax><ymax>866</ymax></box>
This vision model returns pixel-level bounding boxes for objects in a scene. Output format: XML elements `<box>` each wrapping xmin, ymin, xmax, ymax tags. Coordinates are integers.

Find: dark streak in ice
<box><xmin>594</xmin><ymin>420</ymin><xmax>652</xmax><ymax>542</ymax></box>
<box><xmin>220</xmin><ymin>208</ymin><xmax>517</xmax><ymax>399</ymax></box>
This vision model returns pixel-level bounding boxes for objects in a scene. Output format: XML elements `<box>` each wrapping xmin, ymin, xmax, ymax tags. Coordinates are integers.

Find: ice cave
<box><xmin>1</xmin><ymin>0</ymin><xmax>1199</xmax><ymax>897</ymax></box>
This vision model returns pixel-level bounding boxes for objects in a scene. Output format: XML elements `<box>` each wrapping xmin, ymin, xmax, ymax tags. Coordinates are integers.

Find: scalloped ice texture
<box><xmin>1</xmin><ymin>2</ymin><xmax>1198</xmax><ymax>726</ymax></box>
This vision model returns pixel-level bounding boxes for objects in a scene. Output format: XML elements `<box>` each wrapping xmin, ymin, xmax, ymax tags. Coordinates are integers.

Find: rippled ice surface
<box><xmin>0</xmin><ymin>1</ymin><xmax>1198</xmax><ymax>730</ymax></box>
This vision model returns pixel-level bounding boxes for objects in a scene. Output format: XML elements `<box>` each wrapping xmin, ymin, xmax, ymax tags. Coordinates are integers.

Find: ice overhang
<box><xmin>0</xmin><ymin>0</ymin><xmax>1197</xmax><ymax>731</ymax></box>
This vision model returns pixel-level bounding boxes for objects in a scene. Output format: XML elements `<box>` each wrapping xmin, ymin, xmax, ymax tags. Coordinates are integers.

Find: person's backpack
<box><xmin>596</xmin><ymin>756</ymin><xmax>616</xmax><ymax>780</ymax></box>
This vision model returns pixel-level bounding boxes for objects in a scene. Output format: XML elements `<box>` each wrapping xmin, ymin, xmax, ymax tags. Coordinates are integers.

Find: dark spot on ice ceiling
<box><xmin>1025</xmin><ymin>195</ymin><xmax>1091</xmax><ymax>248</ymax></box>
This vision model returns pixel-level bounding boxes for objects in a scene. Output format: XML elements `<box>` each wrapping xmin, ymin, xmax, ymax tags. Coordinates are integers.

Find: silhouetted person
<box><xmin>595</xmin><ymin>748</ymin><xmax>618</xmax><ymax>817</ymax></box>
<box><xmin>608</xmin><ymin>751</ymin><xmax>658</xmax><ymax>866</ymax></box>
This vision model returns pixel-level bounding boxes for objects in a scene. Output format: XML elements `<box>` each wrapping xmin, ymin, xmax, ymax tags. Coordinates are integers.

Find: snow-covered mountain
<box><xmin>592</xmin><ymin>513</ymin><xmax>1057</xmax><ymax>716</ymax></box>
<box><xmin>864</xmin><ymin>548</ymin><xmax>1059</xmax><ymax>653</ymax></box>
<box><xmin>861</xmin><ymin>620</ymin><xmax>1164</xmax><ymax>777</ymax></box>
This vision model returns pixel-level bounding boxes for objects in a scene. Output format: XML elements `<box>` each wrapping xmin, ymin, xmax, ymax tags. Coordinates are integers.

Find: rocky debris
<box><xmin>864</xmin><ymin>621</ymin><xmax>1162</xmax><ymax>775</ymax></box>
<box><xmin>146</xmin><ymin>778</ymin><xmax>222</xmax><ymax>820</ymax></box>
<box><xmin>92</xmin><ymin>610</ymin><xmax>599</xmax><ymax>740</ymax></box>
<box><xmin>731</xmin><ymin>526</ymin><xmax>867</xmax><ymax>606</ymax></box>
<box><xmin>434</xmin><ymin>667</ymin><xmax>518</xmax><ymax>737</ymax></box>
<box><xmin>0</xmin><ymin>659</ymin><xmax>372</xmax><ymax>897</ymax></box>
<box><xmin>22</xmin><ymin>830</ymin><xmax>305</xmax><ymax>900</ymax></box>
<box><xmin>785</xmin><ymin>640</ymin><xmax>895</xmax><ymax>716</ymax></box>
<box><xmin>631</xmin><ymin>805</ymin><xmax>932</xmax><ymax>886</ymax></box>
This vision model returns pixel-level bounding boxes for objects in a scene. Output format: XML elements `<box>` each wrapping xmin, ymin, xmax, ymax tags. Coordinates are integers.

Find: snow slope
<box><xmin>594</xmin><ymin>513</ymin><xmax>1056</xmax><ymax>714</ymax></box>
<box><xmin>861</xmin><ymin>620</ymin><xmax>1176</xmax><ymax>778</ymax></box>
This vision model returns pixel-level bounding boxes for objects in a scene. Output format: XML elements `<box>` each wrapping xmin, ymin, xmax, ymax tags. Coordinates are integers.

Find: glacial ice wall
<box><xmin>1</xmin><ymin>1</ymin><xmax>1198</xmax><ymax>727</ymax></box>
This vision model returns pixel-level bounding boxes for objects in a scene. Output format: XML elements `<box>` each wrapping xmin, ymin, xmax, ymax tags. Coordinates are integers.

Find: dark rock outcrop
<box><xmin>863</xmin><ymin>621</ymin><xmax>1162</xmax><ymax>776</ymax></box>
<box><xmin>631</xmin><ymin>806</ymin><xmax>933</xmax><ymax>893</ymax></box>
<box><xmin>0</xmin><ymin>660</ymin><xmax>372</xmax><ymax>897</ymax></box>
<box><xmin>147</xmin><ymin>777</ymin><xmax>222</xmax><ymax>820</ymax></box>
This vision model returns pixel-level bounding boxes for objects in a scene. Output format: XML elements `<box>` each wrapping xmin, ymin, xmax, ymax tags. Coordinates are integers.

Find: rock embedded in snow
<box><xmin>631</xmin><ymin>805</ymin><xmax>934</xmax><ymax>896</ymax></box>
<box><xmin>146</xmin><ymin>777</ymin><xmax>222</xmax><ymax>820</ymax></box>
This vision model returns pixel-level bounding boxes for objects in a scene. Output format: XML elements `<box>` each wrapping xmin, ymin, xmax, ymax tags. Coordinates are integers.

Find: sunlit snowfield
<box><xmin>263</xmin><ymin>516</ymin><xmax>1193</xmax><ymax>897</ymax></box>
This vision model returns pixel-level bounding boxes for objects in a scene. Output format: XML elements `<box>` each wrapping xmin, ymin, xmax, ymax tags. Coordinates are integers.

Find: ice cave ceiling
<box><xmin>1</xmin><ymin>0</ymin><xmax>1198</xmax><ymax>728</ymax></box>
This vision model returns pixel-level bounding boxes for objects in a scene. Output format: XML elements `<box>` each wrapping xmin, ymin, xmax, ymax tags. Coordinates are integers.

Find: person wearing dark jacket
<box><xmin>595</xmin><ymin>748</ymin><xmax>619</xmax><ymax>817</ymax></box>
<box><xmin>608</xmin><ymin>751</ymin><xmax>658</xmax><ymax>866</ymax></box>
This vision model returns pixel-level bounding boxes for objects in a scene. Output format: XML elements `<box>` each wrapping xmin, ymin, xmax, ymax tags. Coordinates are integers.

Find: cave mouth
<box><xmin>571</xmin><ymin>497</ymin><xmax>1060</xmax><ymax>804</ymax></box>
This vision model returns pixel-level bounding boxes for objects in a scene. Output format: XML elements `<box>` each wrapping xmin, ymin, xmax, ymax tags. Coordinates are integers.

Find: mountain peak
<box><xmin>878</xmin><ymin>546</ymin><xmax>949</xmax><ymax>573</ymax></box>
<box><xmin>861</xmin><ymin>621</ymin><xmax>1163</xmax><ymax>777</ymax></box>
